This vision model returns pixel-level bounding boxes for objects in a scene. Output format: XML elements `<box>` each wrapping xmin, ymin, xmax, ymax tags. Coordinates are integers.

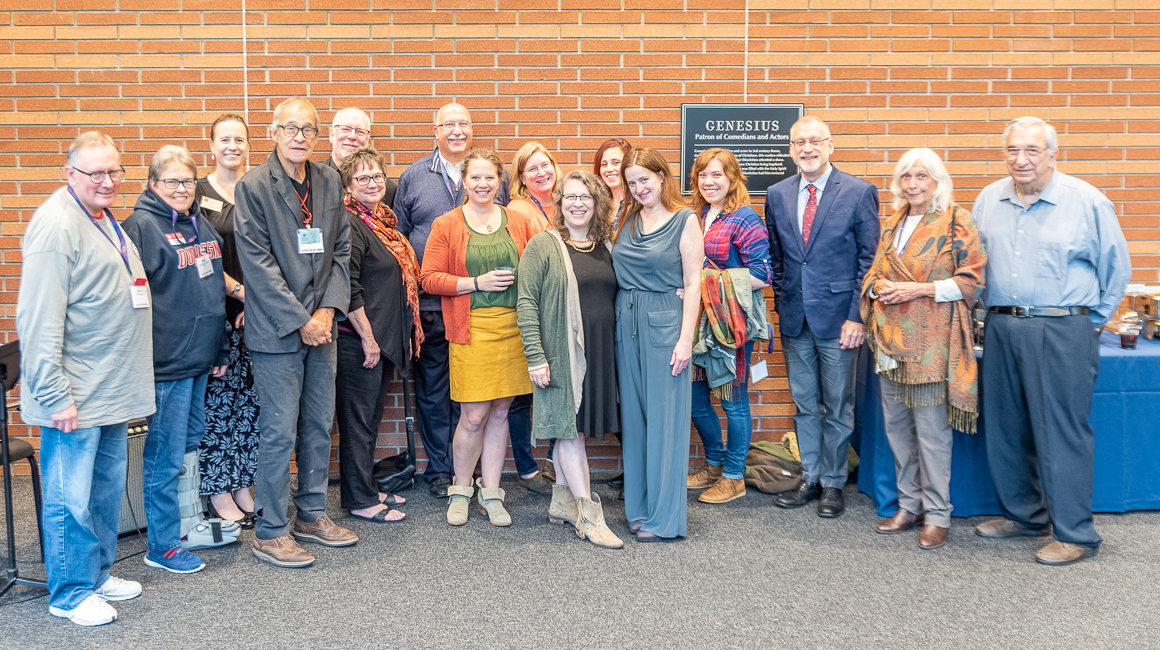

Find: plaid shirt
<box><xmin>702</xmin><ymin>205</ymin><xmax>774</xmax><ymax>286</ymax></box>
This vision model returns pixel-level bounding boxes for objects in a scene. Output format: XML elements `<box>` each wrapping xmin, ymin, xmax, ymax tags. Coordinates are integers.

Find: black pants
<box><xmin>982</xmin><ymin>313</ymin><xmax>1102</xmax><ymax>548</ymax></box>
<box><xmin>335</xmin><ymin>332</ymin><xmax>395</xmax><ymax>510</ymax></box>
<box><xmin>414</xmin><ymin>311</ymin><xmax>460</xmax><ymax>481</ymax></box>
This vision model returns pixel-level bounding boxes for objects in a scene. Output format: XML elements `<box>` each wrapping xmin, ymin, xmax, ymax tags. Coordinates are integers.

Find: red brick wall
<box><xmin>2</xmin><ymin>2</ymin><xmax>1157</xmax><ymax>474</ymax></box>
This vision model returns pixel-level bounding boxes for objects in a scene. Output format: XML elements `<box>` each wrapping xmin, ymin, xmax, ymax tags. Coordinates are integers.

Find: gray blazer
<box><xmin>235</xmin><ymin>150</ymin><xmax>351</xmax><ymax>354</ymax></box>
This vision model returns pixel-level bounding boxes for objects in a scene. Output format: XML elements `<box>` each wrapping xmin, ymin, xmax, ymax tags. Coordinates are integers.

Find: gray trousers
<box><xmin>781</xmin><ymin>321</ymin><xmax>858</xmax><ymax>488</ymax></box>
<box><xmin>982</xmin><ymin>312</ymin><xmax>1101</xmax><ymax>548</ymax></box>
<box><xmin>251</xmin><ymin>342</ymin><xmax>338</xmax><ymax>540</ymax></box>
<box><xmin>880</xmin><ymin>376</ymin><xmax>954</xmax><ymax>527</ymax></box>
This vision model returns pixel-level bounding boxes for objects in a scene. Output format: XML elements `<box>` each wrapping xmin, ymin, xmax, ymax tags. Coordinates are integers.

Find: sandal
<box><xmin>380</xmin><ymin>493</ymin><xmax>406</xmax><ymax>507</ymax></box>
<box><xmin>348</xmin><ymin>506</ymin><xmax>405</xmax><ymax>524</ymax></box>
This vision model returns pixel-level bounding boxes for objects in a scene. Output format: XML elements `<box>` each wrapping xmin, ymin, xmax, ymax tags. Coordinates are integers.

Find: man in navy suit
<box><xmin>765</xmin><ymin>116</ymin><xmax>880</xmax><ymax>518</ymax></box>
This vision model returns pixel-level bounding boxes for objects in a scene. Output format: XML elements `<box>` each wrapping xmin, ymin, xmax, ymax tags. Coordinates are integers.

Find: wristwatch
<box><xmin>230</xmin><ymin>283</ymin><xmax>242</xmax><ymax>296</ymax></box>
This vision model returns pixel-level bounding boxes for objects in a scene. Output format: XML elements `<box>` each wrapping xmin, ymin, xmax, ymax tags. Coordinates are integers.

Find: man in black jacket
<box><xmin>235</xmin><ymin>97</ymin><xmax>355</xmax><ymax>568</ymax></box>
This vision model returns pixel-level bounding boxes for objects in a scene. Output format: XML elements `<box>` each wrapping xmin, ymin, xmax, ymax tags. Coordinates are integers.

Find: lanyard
<box><xmin>294</xmin><ymin>176</ymin><xmax>313</xmax><ymax>227</ymax></box>
<box><xmin>67</xmin><ymin>186</ymin><xmax>134</xmax><ymax>278</ymax></box>
<box><xmin>437</xmin><ymin>158</ymin><xmax>459</xmax><ymax>202</ymax></box>
<box><xmin>171</xmin><ymin>207</ymin><xmax>200</xmax><ymax>245</ymax></box>
<box><xmin>529</xmin><ymin>196</ymin><xmax>550</xmax><ymax>222</ymax></box>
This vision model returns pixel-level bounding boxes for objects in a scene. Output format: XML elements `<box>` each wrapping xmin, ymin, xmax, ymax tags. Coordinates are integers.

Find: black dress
<box><xmin>566</xmin><ymin>243</ymin><xmax>620</xmax><ymax>438</ymax></box>
<box><xmin>196</xmin><ymin>178</ymin><xmax>261</xmax><ymax>495</ymax></box>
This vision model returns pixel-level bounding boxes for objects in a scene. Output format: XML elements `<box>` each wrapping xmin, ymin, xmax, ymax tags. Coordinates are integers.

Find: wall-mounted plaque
<box><xmin>680</xmin><ymin>103</ymin><xmax>804</xmax><ymax>196</ymax></box>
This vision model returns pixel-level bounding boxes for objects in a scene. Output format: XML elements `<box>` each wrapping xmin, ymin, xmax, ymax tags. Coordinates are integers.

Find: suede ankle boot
<box><xmin>575</xmin><ymin>493</ymin><xmax>624</xmax><ymax>549</ymax></box>
<box><xmin>548</xmin><ymin>483</ymin><xmax>578</xmax><ymax>525</ymax></box>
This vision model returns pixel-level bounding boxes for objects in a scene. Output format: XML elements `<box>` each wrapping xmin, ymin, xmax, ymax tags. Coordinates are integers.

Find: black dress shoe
<box><xmin>775</xmin><ymin>481</ymin><xmax>820</xmax><ymax>509</ymax></box>
<box><xmin>817</xmin><ymin>487</ymin><xmax>845</xmax><ymax>518</ymax></box>
<box><xmin>429</xmin><ymin>476</ymin><xmax>452</xmax><ymax>498</ymax></box>
<box><xmin>609</xmin><ymin>472</ymin><xmax>624</xmax><ymax>488</ymax></box>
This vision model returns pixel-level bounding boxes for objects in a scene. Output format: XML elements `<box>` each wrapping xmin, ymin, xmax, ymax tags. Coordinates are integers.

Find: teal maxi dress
<box><xmin>612</xmin><ymin>208</ymin><xmax>696</xmax><ymax>539</ymax></box>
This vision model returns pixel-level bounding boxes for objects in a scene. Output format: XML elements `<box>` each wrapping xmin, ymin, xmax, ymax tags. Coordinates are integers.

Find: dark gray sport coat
<box><xmin>235</xmin><ymin>149</ymin><xmax>351</xmax><ymax>354</ymax></box>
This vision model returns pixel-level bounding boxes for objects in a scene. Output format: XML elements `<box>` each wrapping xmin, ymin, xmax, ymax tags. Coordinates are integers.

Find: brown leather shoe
<box><xmin>291</xmin><ymin>515</ymin><xmax>358</xmax><ymax>547</ymax></box>
<box><xmin>975</xmin><ymin>518</ymin><xmax>1050</xmax><ymax>539</ymax></box>
<box><xmin>1036</xmin><ymin>541</ymin><xmax>1098</xmax><ymax>566</ymax></box>
<box><xmin>875</xmin><ymin>509</ymin><xmax>924</xmax><ymax>535</ymax></box>
<box><xmin>698</xmin><ymin>477</ymin><xmax>746</xmax><ymax>503</ymax></box>
<box><xmin>687</xmin><ymin>463</ymin><xmax>723</xmax><ymax>490</ymax></box>
<box><xmin>917</xmin><ymin>524</ymin><xmax>948</xmax><ymax>550</ymax></box>
<box><xmin>252</xmin><ymin>534</ymin><xmax>315</xmax><ymax>568</ymax></box>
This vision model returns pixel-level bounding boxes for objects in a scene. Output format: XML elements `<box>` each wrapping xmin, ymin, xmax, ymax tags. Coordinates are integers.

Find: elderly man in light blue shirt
<box><xmin>972</xmin><ymin>116</ymin><xmax>1130</xmax><ymax>567</ymax></box>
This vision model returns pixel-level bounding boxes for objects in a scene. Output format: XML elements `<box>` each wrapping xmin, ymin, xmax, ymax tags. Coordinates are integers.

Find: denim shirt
<box><xmin>972</xmin><ymin>170</ymin><xmax>1131</xmax><ymax>327</ymax></box>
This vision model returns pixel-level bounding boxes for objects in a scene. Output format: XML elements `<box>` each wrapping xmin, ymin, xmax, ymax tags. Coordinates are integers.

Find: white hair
<box><xmin>66</xmin><ymin>132</ymin><xmax>117</xmax><ymax>167</ymax></box>
<box><xmin>1003</xmin><ymin>116</ymin><xmax>1058</xmax><ymax>153</ymax></box>
<box><xmin>890</xmin><ymin>148</ymin><xmax>954</xmax><ymax>214</ymax></box>
<box><xmin>271</xmin><ymin>96</ymin><xmax>319</xmax><ymax>129</ymax></box>
<box><xmin>148</xmin><ymin>145</ymin><xmax>197</xmax><ymax>184</ymax></box>
<box><xmin>332</xmin><ymin>107</ymin><xmax>371</xmax><ymax>129</ymax></box>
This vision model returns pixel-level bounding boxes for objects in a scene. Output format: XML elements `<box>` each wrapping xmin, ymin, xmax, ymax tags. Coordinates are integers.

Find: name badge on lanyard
<box><xmin>298</xmin><ymin>227</ymin><xmax>324</xmax><ymax>254</ymax></box>
<box><xmin>130</xmin><ymin>278</ymin><xmax>150</xmax><ymax>309</ymax></box>
<box><xmin>195</xmin><ymin>254</ymin><xmax>214</xmax><ymax>278</ymax></box>
<box><xmin>165</xmin><ymin>232</ymin><xmax>186</xmax><ymax>246</ymax></box>
<box><xmin>292</xmin><ymin>175</ymin><xmax>323</xmax><ymax>254</ymax></box>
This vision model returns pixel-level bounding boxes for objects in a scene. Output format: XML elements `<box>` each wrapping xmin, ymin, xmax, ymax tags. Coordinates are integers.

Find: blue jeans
<box><xmin>692</xmin><ymin>342</ymin><xmax>754</xmax><ymax>479</ymax></box>
<box><xmin>40</xmin><ymin>422</ymin><xmax>128</xmax><ymax>611</ymax></box>
<box><xmin>143</xmin><ymin>374</ymin><xmax>209</xmax><ymax>551</ymax></box>
<box><xmin>781</xmin><ymin>321</ymin><xmax>857</xmax><ymax>488</ymax></box>
<box><xmin>507</xmin><ymin>393</ymin><xmax>538</xmax><ymax>477</ymax></box>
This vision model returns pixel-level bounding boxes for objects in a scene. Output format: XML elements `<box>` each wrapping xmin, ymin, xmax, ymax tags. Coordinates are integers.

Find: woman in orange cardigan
<box><xmin>420</xmin><ymin>148</ymin><xmax>543</xmax><ymax>527</ymax></box>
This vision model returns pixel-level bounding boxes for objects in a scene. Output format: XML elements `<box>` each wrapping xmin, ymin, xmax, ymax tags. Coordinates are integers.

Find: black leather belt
<box><xmin>988</xmin><ymin>306</ymin><xmax>1090</xmax><ymax>318</ymax></box>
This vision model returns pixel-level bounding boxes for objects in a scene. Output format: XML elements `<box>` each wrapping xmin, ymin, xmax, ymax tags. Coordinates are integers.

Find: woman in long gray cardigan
<box><xmin>517</xmin><ymin>170</ymin><xmax>623</xmax><ymax>549</ymax></box>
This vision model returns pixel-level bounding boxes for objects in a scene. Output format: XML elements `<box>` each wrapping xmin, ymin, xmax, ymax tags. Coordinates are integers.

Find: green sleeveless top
<box><xmin>466</xmin><ymin>208</ymin><xmax>520</xmax><ymax>309</ymax></box>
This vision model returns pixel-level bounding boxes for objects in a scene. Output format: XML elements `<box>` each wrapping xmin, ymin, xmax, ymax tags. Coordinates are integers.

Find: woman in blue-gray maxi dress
<box><xmin>613</xmin><ymin>207</ymin><xmax>697</xmax><ymax>539</ymax></box>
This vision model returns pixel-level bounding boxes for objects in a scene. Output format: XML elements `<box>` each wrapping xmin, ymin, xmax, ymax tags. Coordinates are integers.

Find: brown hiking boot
<box><xmin>698</xmin><ymin>477</ymin><xmax>746</xmax><ymax>503</ymax></box>
<box><xmin>252</xmin><ymin>534</ymin><xmax>315</xmax><ymax>568</ymax></box>
<box><xmin>687</xmin><ymin>462</ymin><xmax>723</xmax><ymax>489</ymax></box>
<box><xmin>291</xmin><ymin>515</ymin><xmax>358</xmax><ymax>547</ymax></box>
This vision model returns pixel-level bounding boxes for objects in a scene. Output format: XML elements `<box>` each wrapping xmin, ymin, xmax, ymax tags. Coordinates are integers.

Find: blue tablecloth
<box><xmin>856</xmin><ymin>330</ymin><xmax>1160</xmax><ymax>517</ymax></box>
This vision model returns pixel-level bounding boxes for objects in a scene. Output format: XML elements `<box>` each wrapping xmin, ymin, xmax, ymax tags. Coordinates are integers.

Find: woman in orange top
<box><xmin>420</xmin><ymin>148</ymin><xmax>543</xmax><ymax>528</ymax></box>
<box><xmin>506</xmin><ymin>142</ymin><xmax>560</xmax><ymax>231</ymax></box>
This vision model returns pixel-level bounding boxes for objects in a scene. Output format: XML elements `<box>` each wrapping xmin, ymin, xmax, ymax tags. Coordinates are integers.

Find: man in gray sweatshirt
<box><xmin>17</xmin><ymin>132</ymin><xmax>155</xmax><ymax>626</ymax></box>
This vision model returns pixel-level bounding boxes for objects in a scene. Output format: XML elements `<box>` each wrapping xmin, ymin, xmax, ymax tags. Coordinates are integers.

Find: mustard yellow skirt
<box><xmin>449</xmin><ymin>306</ymin><xmax>533</xmax><ymax>403</ymax></box>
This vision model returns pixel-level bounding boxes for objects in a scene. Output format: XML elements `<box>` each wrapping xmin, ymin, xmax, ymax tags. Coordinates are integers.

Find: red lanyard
<box><xmin>294</xmin><ymin>176</ymin><xmax>313</xmax><ymax>227</ymax></box>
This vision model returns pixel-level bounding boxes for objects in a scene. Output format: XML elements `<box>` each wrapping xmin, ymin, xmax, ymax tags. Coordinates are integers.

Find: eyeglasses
<box><xmin>790</xmin><ymin>138</ymin><xmax>831</xmax><ymax>148</ymax></box>
<box><xmin>71</xmin><ymin>166</ymin><xmax>126</xmax><ymax>183</ymax></box>
<box><xmin>562</xmin><ymin>194</ymin><xmax>593</xmax><ymax>203</ymax></box>
<box><xmin>157</xmin><ymin>178</ymin><xmax>196</xmax><ymax>190</ymax></box>
<box><xmin>334</xmin><ymin>125</ymin><xmax>370</xmax><ymax>138</ymax></box>
<box><xmin>1006</xmin><ymin>147</ymin><xmax>1046</xmax><ymax>160</ymax></box>
<box><xmin>353</xmin><ymin>173</ymin><xmax>386</xmax><ymax>186</ymax></box>
<box><xmin>277</xmin><ymin>124</ymin><xmax>319</xmax><ymax>139</ymax></box>
<box><xmin>439</xmin><ymin>121</ymin><xmax>472</xmax><ymax>130</ymax></box>
<box><xmin>523</xmin><ymin>163</ymin><xmax>554</xmax><ymax>176</ymax></box>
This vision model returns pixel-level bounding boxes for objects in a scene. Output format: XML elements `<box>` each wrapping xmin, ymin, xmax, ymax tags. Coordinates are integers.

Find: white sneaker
<box><xmin>48</xmin><ymin>593</ymin><xmax>118</xmax><ymax>626</ymax></box>
<box><xmin>93</xmin><ymin>576</ymin><xmax>142</xmax><ymax>601</ymax></box>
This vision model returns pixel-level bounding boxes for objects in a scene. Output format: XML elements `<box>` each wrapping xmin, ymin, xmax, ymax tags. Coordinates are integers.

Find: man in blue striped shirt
<box><xmin>972</xmin><ymin>116</ymin><xmax>1131</xmax><ymax>567</ymax></box>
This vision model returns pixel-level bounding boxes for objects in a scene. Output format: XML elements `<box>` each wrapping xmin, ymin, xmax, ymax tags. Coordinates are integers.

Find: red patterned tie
<box><xmin>802</xmin><ymin>183</ymin><xmax>818</xmax><ymax>245</ymax></box>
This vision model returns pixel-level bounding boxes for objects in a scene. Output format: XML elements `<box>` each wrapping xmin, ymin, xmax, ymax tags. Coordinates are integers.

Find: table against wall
<box><xmin>856</xmin><ymin>330</ymin><xmax>1160</xmax><ymax>518</ymax></box>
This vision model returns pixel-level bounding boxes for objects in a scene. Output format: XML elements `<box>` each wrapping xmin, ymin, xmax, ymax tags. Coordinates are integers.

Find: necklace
<box><xmin>562</xmin><ymin>231</ymin><xmax>596</xmax><ymax>253</ymax></box>
<box><xmin>467</xmin><ymin>207</ymin><xmax>497</xmax><ymax>233</ymax></box>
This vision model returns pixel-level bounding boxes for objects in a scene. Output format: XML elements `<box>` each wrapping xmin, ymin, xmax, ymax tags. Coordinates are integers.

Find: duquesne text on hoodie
<box><xmin>175</xmin><ymin>240</ymin><xmax>223</xmax><ymax>269</ymax></box>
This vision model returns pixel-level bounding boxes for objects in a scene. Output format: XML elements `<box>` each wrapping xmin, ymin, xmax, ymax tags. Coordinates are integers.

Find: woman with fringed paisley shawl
<box><xmin>859</xmin><ymin>148</ymin><xmax>985</xmax><ymax>551</ymax></box>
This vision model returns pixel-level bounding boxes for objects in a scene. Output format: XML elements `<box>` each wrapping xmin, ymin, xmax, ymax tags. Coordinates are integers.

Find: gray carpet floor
<box><xmin>1</xmin><ymin>474</ymin><xmax>1157</xmax><ymax>650</ymax></box>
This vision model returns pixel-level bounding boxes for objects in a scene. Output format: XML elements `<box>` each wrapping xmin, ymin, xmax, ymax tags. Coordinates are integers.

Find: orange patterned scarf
<box><xmin>859</xmin><ymin>202</ymin><xmax>986</xmax><ymax>432</ymax></box>
<box><xmin>345</xmin><ymin>194</ymin><xmax>424</xmax><ymax>358</ymax></box>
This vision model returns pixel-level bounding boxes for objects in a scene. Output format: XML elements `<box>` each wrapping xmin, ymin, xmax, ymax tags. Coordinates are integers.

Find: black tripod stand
<box><xmin>1</xmin><ymin>340</ymin><xmax>47</xmax><ymax>598</ymax></box>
